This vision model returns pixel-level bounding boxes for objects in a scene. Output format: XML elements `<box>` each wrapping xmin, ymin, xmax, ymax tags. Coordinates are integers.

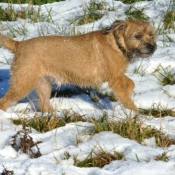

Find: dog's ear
<box><xmin>110</xmin><ymin>20</ymin><xmax>125</xmax><ymax>32</ymax></box>
<box><xmin>112</xmin><ymin>20</ymin><xmax>128</xmax><ymax>53</ymax></box>
<box><xmin>102</xmin><ymin>20</ymin><xmax>126</xmax><ymax>35</ymax></box>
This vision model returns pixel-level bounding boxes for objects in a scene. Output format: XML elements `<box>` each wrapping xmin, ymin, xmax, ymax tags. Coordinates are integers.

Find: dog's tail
<box><xmin>0</xmin><ymin>33</ymin><xmax>19</xmax><ymax>52</ymax></box>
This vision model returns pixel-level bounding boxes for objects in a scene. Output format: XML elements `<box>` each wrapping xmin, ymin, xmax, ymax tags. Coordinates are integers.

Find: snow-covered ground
<box><xmin>0</xmin><ymin>0</ymin><xmax>175</xmax><ymax>174</ymax></box>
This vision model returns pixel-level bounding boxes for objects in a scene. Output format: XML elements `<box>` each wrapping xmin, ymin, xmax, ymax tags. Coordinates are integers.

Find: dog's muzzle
<box><xmin>139</xmin><ymin>43</ymin><xmax>157</xmax><ymax>58</ymax></box>
<box><xmin>146</xmin><ymin>43</ymin><xmax>156</xmax><ymax>53</ymax></box>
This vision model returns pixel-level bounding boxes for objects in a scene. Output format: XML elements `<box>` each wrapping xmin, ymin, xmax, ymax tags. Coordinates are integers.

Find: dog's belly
<box><xmin>42</xmin><ymin>58</ymin><xmax>105</xmax><ymax>87</ymax></box>
<box><xmin>46</xmin><ymin>69</ymin><xmax>104</xmax><ymax>88</ymax></box>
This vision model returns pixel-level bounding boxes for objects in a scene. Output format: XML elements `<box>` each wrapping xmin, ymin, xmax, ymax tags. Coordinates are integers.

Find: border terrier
<box><xmin>0</xmin><ymin>19</ymin><xmax>156</xmax><ymax>113</ymax></box>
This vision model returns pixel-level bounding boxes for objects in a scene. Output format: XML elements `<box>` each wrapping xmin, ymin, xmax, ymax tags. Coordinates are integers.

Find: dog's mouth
<box><xmin>137</xmin><ymin>43</ymin><xmax>157</xmax><ymax>58</ymax></box>
<box><xmin>138</xmin><ymin>52</ymin><xmax>154</xmax><ymax>58</ymax></box>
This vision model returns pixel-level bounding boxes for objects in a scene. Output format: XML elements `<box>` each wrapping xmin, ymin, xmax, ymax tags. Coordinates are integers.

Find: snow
<box><xmin>0</xmin><ymin>0</ymin><xmax>175</xmax><ymax>174</ymax></box>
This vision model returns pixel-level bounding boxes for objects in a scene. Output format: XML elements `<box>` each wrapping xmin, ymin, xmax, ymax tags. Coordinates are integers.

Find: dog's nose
<box><xmin>147</xmin><ymin>43</ymin><xmax>155</xmax><ymax>52</ymax></box>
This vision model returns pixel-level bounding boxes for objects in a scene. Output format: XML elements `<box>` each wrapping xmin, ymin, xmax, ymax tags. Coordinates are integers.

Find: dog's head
<box><xmin>106</xmin><ymin>19</ymin><xmax>157</xmax><ymax>59</ymax></box>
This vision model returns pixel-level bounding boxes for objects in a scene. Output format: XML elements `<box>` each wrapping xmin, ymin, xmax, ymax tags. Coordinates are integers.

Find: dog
<box><xmin>0</xmin><ymin>19</ymin><xmax>157</xmax><ymax>113</ymax></box>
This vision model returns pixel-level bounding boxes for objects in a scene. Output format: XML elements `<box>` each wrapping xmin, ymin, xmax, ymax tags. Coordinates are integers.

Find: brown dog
<box><xmin>0</xmin><ymin>19</ymin><xmax>156</xmax><ymax>113</ymax></box>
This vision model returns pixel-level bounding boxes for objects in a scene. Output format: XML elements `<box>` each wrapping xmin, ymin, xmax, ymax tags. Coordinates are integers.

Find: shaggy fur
<box><xmin>0</xmin><ymin>19</ymin><xmax>157</xmax><ymax>113</ymax></box>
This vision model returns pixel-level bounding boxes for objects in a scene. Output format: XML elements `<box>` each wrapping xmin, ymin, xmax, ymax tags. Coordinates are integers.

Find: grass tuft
<box><xmin>74</xmin><ymin>147</ymin><xmax>124</xmax><ymax>168</ymax></box>
<box><xmin>11</xmin><ymin>110</ymin><xmax>86</xmax><ymax>132</ymax></box>
<box><xmin>139</xmin><ymin>103</ymin><xmax>175</xmax><ymax>118</ymax></box>
<box><xmin>0</xmin><ymin>5</ymin><xmax>53</xmax><ymax>22</ymax></box>
<box><xmin>0</xmin><ymin>0</ymin><xmax>65</xmax><ymax>5</ymax></box>
<box><xmin>133</xmin><ymin>59</ymin><xmax>148</xmax><ymax>76</ymax></box>
<box><xmin>91</xmin><ymin>114</ymin><xmax>175</xmax><ymax>147</ymax></box>
<box><xmin>154</xmin><ymin>152</ymin><xmax>169</xmax><ymax>162</ymax></box>
<box><xmin>120</xmin><ymin>0</ymin><xmax>148</xmax><ymax>4</ymax></box>
<box><xmin>163</xmin><ymin>1</ymin><xmax>175</xmax><ymax>31</ymax></box>
<box><xmin>0</xmin><ymin>5</ymin><xmax>17</xmax><ymax>21</ymax></box>
<box><xmin>125</xmin><ymin>5</ymin><xmax>149</xmax><ymax>21</ymax></box>
<box><xmin>76</xmin><ymin>0</ymin><xmax>105</xmax><ymax>25</ymax></box>
<box><xmin>153</xmin><ymin>65</ymin><xmax>175</xmax><ymax>86</ymax></box>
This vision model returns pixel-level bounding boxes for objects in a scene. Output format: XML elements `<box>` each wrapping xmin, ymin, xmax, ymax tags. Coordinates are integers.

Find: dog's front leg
<box><xmin>109</xmin><ymin>75</ymin><xmax>138</xmax><ymax>113</ymax></box>
<box><xmin>123</xmin><ymin>75</ymin><xmax>135</xmax><ymax>97</ymax></box>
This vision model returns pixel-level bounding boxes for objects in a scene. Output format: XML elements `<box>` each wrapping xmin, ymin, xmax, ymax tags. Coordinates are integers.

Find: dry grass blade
<box><xmin>11</xmin><ymin>129</ymin><xmax>42</xmax><ymax>158</ymax></box>
<box><xmin>1</xmin><ymin>165</ymin><xmax>15</xmax><ymax>175</ymax></box>
<box><xmin>75</xmin><ymin>148</ymin><xmax>124</xmax><ymax>168</ymax></box>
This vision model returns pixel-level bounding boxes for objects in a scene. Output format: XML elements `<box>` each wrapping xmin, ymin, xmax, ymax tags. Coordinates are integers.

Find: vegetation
<box><xmin>154</xmin><ymin>152</ymin><xmax>169</xmax><ymax>162</ymax></box>
<box><xmin>75</xmin><ymin>148</ymin><xmax>124</xmax><ymax>168</ymax></box>
<box><xmin>11</xmin><ymin>129</ymin><xmax>42</xmax><ymax>158</ymax></box>
<box><xmin>139</xmin><ymin>103</ymin><xmax>175</xmax><ymax>117</ymax></box>
<box><xmin>120</xmin><ymin>0</ymin><xmax>149</xmax><ymax>4</ymax></box>
<box><xmin>163</xmin><ymin>2</ymin><xmax>175</xmax><ymax>30</ymax></box>
<box><xmin>0</xmin><ymin>5</ymin><xmax>53</xmax><ymax>22</ymax></box>
<box><xmin>76</xmin><ymin>0</ymin><xmax>105</xmax><ymax>25</ymax></box>
<box><xmin>153</xmin><ymin>65</ymin><xmax>175</xmax><ymax>86</ymax></box>
<box><xmin>12</xmin><ymin>110</ymin><xmax>86</xmax><ymax>132</ymax></box>
<box><xmin>1</xmin><ymin>165</ymin><xmax>15</xmax><ymax>175</ymax></box>
<box><xmin>125</xmin><ymin>5</ymin><xmax>149</xmax><ymax>21</ymax></box>
<box><xmin>0</xmin><ymin>0</ymin><xmax>64</xmax><ymax>5</ymax></box>
<box><xmin>91</xmin><ymin>114</ymin><xmax>175</xmax><ymax>147</ymax></box>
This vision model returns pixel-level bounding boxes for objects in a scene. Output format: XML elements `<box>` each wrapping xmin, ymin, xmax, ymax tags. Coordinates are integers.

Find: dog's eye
<box><xmin>135</xmin><ymin>35</ymin><xmax>142</xmax><ymax>40</ymax></box>
<box><xmin>150</xmin><ymin>33</ymin><xmax>154</xmax><ymax>38</ymax></box>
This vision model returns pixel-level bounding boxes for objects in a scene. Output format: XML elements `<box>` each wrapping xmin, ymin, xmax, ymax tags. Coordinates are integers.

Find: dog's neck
<box><xmin>102</xmin><ymin>29</ymin><xmax>134</xmax><ymax>61</ymax></box>
<box><xmin>113</xmin><ymin>35</ymin><xmax>126</xmax><ymax>53</ymax></box>
<box><xmin>113</xmin><ymin>34</ymin><xmax>134</xmax><ymax>61</ymax></box>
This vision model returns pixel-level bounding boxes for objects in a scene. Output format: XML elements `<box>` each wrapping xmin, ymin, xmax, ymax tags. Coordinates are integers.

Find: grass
<box><xmin>11</xmin><ymin>110</ymin><xmax>86</xmax><ymax>132</ymax></box>
<box><xmin>74</xmin><ymin>147</ymin><xmax>124</xmax><ymax>168</ymax></box>
<box><xmin>12</xmin><ymin>108</ymin><xmax>175</xmax><ymax>147</ymax></box>
<box><xmin>0</xmin><ymin>5</ymin><xmax>17</xmax><ymax>21</ymax></box>
<box><xmin>154</xmin><ymin>152</ymin><xmax>169</xmax><ymax>162</ymax></box>
<box><xmin>0</xmin><ymin>4</ymin><xmax>53</xmax><ymax>22</ymax></box>
<box><xmin>6</xmin><ymin>22</ymin><xmax>29</xmax><ymax>37</ymax></box>
<box><xmin>133</xmin><ymin>59</ymin><xmax>148</xmax><ymax>76</ymax></box>
<box><xmin>139</xmin><ymin>103</ymin><xmax>175</xmax><ymax>118</ymax></box>
<box><xmin>125</xmin><ymin>5</ymin><xmax>149</xmax><ymax>21</ymax></box>
<box><xmin>120</xmin><ymin>0</ymin><xmax>149</xmax><ymax>4</ymax></box>
<box><xmin>10</xmin><ymin>109</ymin><xmax>175</xmax><ymax>168</ymax></box>
<box><xmin>163</xmin><ymin>2</ymin><xmax>175</xmax><ymax>31</ymax></box>
<box><xmin>1</xmin><ymin>0</ymin><xmax>148</xmax><ymax>5</ymax></box>
<box><xmin>76</xmin><ymin>0</ymin><xmax>105</xmax><ymax>25</ymax></box>
<box><xmin>155</xmin><ymin>0</ymin><xmax>175</xmax><ymax>34</ymax></box>
<box><xmin>153</xmin><ymin>65</ymin><xmax>175</xmax><ymax>86</ymax></box>
<box><xmin>0</xmin><ymin>0</ymin><xmax>64</xmax><ymax>5</ymax></box>
<box><xmin>91</xmin><ymin>114</ymin><xmax>175</xmax><ymax>147</ymax></box>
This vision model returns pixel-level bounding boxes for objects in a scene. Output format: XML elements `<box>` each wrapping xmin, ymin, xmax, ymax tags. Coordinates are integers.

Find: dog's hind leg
<box><xmin>0</xmin><ymin>67</ymin><xmax>39</xmax><ymax>111</ymax></box>
<box><xmin>109</xmin><ymin>75</ymin><xmax>138</xmax><ymax>113</ymax></box>
<box><xmin>35</xmin><ymin>77</ymin><xmax>52</xmax><ymax>112</ymax></box>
